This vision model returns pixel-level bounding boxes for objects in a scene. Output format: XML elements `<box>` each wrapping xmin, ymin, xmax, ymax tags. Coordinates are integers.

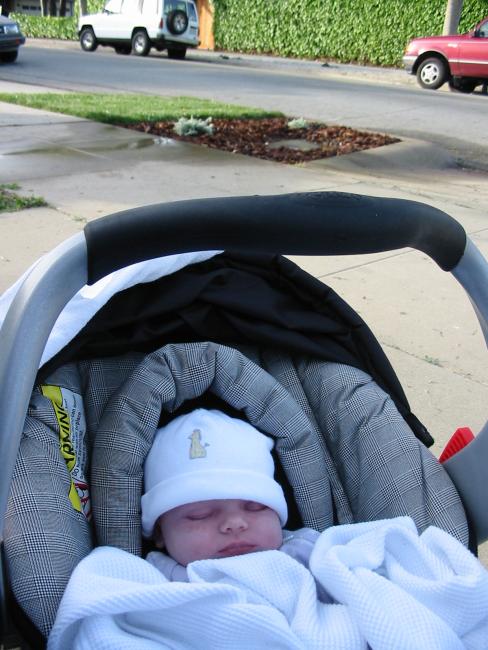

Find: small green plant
<box><xmin>287</xmin><ymin>118</ymin><xmax>309</xmax><ymax>130</ymax></box>
<box><xmin>424</xmin><ymin>355</ymin><xmax>442</xmax><ymax>367</ymax></box>
<box><xmin>0</xmin><ymin>184</ymin><xmax>47</xmax><ymax>213</ymax></box>
<box><xmin>173</xmin><ymin>116</ymin><xmax>214</xmax><ymax>137</ymax></box>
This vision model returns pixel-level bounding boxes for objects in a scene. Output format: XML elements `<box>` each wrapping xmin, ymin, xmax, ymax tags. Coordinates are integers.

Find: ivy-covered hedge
<box><xmin>213</xmin><ymin>0</ymin><xmax>488</xmax><ymax>66</ymax></box>
<box><xmin>12</xmin><ymin>0</ymin><xmax>104</xmax><ymax>40</ymax></box>
<box><xmin>12</xmin><ymin>0</ymin><xmax>488</xmax><ymax>66</ymax></box>
<box><xmin>12</xmin><ymin>15</ymin><xmax>77</xmax><ymax>39</ymax></box>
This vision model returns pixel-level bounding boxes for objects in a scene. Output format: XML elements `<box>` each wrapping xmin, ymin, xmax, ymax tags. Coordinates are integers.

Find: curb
<box><xmin>306</xmin><ymin>137</ymin><xmax>458</xmax><ymax>177</ymax></box>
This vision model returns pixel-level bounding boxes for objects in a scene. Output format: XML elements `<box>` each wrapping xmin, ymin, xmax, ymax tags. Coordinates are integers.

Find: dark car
<box><xmin>403</xmin><ymin>16</ymin><xmax>488</xmax><ymax>92</ymax></box>
<box><xmin>0</xmin><ymin>15</ymin><xmax>25</xmax><ymax>63</ymax></box>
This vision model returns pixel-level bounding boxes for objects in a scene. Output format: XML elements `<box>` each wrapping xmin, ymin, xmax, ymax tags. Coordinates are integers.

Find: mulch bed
<box><xmin>124</xmin><ymin>117</ymin><xmax>400</xmax><ymax>164</ymax></box>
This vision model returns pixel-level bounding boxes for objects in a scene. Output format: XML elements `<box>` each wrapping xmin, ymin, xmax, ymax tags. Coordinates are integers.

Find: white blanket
<box><xmin>47</xmin><ymin>517</ymin><xmax>488</xmax><ymax>650</ymax></box>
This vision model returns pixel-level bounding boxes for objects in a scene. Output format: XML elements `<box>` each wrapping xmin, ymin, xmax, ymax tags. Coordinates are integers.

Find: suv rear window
<box><xmin>164</xmin><ymin>0</ymin><xmax>187</xmax><ymax>14</ymax></box>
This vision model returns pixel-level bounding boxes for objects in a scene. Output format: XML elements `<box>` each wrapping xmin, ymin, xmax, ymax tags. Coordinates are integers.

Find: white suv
<box><xmin>78</xmin><ymin>0</ymin><xmax>199</xmax><ymax>59</ymax></box>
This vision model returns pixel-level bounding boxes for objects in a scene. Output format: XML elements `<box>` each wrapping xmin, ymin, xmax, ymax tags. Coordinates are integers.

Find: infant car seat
<box><xmin>1</xmin><ymin>192</ymin><xmax>487</xmax><ymax>647</ymax></box>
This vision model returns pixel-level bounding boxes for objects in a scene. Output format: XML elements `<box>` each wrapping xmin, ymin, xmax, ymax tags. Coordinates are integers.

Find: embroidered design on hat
<box><xmin>188</xmin><ymin>429</ymin><xmax>209</xmax><ymax>459</ymax></box>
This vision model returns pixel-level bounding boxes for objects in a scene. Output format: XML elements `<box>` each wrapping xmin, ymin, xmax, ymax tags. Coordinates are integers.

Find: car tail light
<box><xmin>159</xmin><ymin>18</ymin><xmax>164</xmax><ymax>28</ymax></box>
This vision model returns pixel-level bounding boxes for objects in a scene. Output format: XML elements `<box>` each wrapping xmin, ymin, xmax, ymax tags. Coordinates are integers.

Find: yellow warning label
<box><xmin>41</xmin><ymin>384</ymin><xmax>82</xmax><ymax>513</ymax></box>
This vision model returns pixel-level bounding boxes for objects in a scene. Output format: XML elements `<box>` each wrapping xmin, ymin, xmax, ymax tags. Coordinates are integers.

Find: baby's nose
<box><xmin>220</xmin><ymin>514</ymin><xmax>248</xmax><ymax>533</ymax></box>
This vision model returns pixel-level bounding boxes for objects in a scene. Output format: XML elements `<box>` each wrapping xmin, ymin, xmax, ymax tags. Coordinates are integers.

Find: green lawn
<box><xmin>0</xmin><ymin>93</ymin><xmax>282</xmax><ymax>125</ymax></box>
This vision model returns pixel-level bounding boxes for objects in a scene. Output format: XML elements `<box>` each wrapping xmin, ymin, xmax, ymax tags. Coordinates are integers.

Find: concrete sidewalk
<box><xmin>1</xmin><ymin>93</ymin><xmax>487</xmax><ymax>559</ymax></box>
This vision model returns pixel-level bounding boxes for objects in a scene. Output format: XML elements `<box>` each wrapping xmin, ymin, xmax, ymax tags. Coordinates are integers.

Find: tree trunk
<box><xmin>443</xmin><ymin>0</ymin><xmax>463</xmax><ymax>35</ymax></box>
<box><xmin>59</xmin><ymin>0</ymin><xmax>67</xmax><ymax>16</ymax></box>
<box><xmin>78</xmin><ymin>0</ymin><xmax>88</xmax><ymax>15</ymax></box>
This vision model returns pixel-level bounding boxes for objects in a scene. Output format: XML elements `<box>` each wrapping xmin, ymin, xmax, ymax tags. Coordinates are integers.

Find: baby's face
<box><xmin>155</xmin><ymin>498</ymin><xmax>283</xmax><ymax>566</ymax></box>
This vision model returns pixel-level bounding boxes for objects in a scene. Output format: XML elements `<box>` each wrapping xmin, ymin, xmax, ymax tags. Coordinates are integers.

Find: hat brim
<box><xmin>141</xmin><ymin>468</ymin><xmax>288</xmax><ymax>537</ymax></box>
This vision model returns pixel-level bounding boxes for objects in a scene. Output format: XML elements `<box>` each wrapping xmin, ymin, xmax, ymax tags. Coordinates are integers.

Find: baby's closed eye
<box><xmin>186</xmin><ymin>510</ymin><xmax>213</xmax><ymax>521</ymax></box>
<box><xmin>244</xmin><ymin>501</ymin><xmax>267</xmax><ymax>512</ymax></box>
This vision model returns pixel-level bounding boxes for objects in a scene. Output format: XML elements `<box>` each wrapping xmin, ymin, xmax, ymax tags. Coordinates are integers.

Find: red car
<box><xmin>403</xmin><ymin>16</ymin><xmax>488</xmax><ymax>92</ymax></box>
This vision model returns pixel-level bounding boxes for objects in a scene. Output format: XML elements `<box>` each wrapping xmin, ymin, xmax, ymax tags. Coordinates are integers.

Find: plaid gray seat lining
<box><xmin>90</xmin><ymin>342</ymin><xmax>336</xmax><ymax>553</ymax></box>
<box><xmin>5</xmin><ymin>341</ymin><xmax>468</xmax><ymax>637</ymax></box>
<box><xmin>5</xmin><ymin>414</ymin><xmax>93</xmax><ymax>636</ymax></box>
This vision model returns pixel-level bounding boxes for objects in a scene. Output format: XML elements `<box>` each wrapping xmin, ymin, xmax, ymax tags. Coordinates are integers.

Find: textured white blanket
<box><xmin>48</xmin><ymin>517</ymin><xmax>488</xmax><ymax>650</ymax></box>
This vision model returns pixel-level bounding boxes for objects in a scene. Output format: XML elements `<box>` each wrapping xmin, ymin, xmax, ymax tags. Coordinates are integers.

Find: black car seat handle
<box><xmin>84</xmin><ymin>192</ymin><xmax>466</xmax><ymax>284</ymax></box>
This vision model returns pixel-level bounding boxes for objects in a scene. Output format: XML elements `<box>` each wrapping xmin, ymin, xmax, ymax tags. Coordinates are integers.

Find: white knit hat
<box><xmin>141</xmin><ymin>409</ymin><xmax>288</xmax><ymax>537</ymax></box>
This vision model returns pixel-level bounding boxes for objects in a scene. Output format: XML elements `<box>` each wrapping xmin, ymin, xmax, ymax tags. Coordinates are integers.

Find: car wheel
<box><xmin>0</xmin><ymin>50</ymin><xmax>18</xmax><ymax>63</ymax></box>
<box><xmin>449</xmin><ymin>78</ymin><xmax>478</xmax><ymax>94</ymax></box>
<box><xmin>132</xmin><ymin>30</ymin><xmax>151</xmax><ymax>56</ymax></box>
<box><xmin>167</xmin><ymin>46</ymin><xmax>187</xmax><ymax>60</ymax></box>
<box><xmin>167</xmin><ymin>9</ymin><xmax>188</xmax><ymax>35</ymax></box>
<box><xmin>416</xmin><ymin>57</ymin><xmax>448</xmax><ymax>90</ymax></box>
<box><xmin>80</xmin><ymin>27</ymin><xmax>98</xmax><ymax>52</ymax></box>
<box><xmin>114</xmin><ymin>45</ymin><xmax>132</xmax><ymax>55</ymax></box>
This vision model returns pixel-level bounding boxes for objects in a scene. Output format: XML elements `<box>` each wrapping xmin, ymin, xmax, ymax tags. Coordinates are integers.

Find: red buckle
<box><xmin>439</xmin><ymin>427</ymin><xmax>475</xmax><ymax>463</ymax></box>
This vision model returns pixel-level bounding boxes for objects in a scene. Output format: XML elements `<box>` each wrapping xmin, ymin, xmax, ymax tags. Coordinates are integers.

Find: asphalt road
<box><xmin>2</xmin><ymin>40</ymin><xmax>488</xmax><ymax>170</ymax></box>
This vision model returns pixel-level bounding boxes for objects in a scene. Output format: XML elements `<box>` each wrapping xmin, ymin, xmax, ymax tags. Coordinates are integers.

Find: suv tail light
<box><xmin>159</xmin><ymin>18</ymin><xmax>164</xmax><ymax>28</ymax></box>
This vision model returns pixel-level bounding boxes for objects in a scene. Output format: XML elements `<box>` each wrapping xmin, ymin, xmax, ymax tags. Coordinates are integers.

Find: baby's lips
<box><xmin>218</xmin><ymin>542</ymin><xmax>257</xmax><ymax>557</ymax></box>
